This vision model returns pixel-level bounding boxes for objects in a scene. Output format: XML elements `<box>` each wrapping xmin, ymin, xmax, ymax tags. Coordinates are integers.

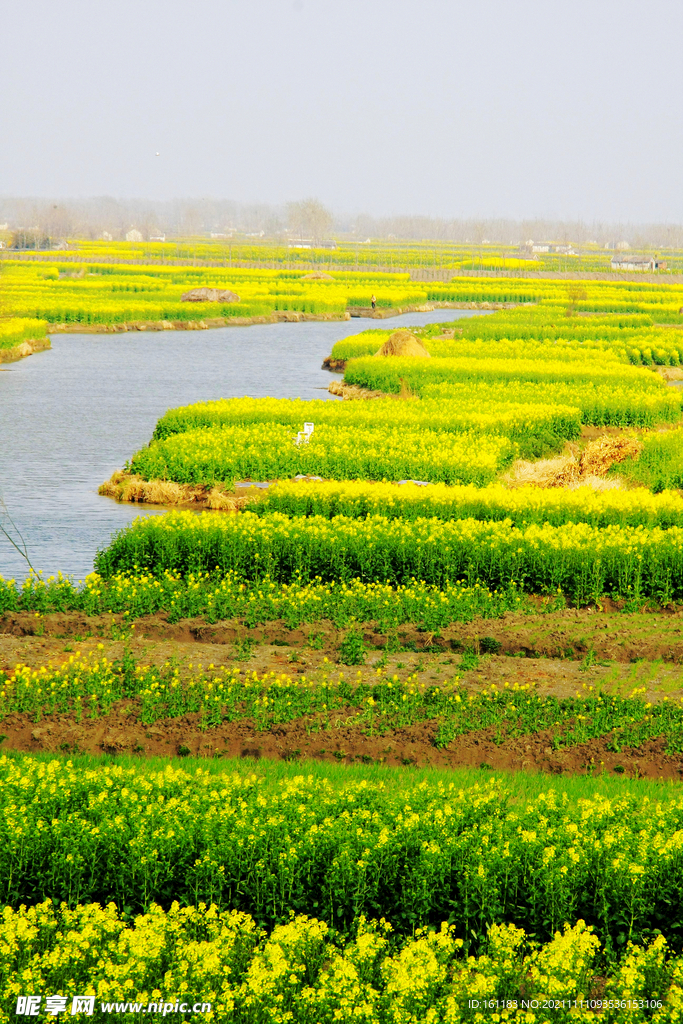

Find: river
<box><xmin>0</xmin><ymin>310</ymin><xmax>482</xmax><ymax>582</ymax></box>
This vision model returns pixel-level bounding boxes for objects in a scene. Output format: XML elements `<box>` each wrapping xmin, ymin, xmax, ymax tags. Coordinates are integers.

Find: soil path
<box><xmin>3</xmin><ymin>609</ymin><xmax>683</xmax><ymax>778</ymax></box>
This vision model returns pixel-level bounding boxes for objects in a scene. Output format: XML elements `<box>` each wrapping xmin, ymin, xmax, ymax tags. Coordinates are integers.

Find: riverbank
<box><xmin>47</xmin><ymin>310</ymin><xmax>351</xmax><ymax>334</ymax></box>
<box><xmin>99</xmin><ymin>470</ymin><xmax>264</xmax><ymax>510</ymax></box>
<box><xmin>0</xmin><ymin>336</ymin><xmax>51</xmax><ymax>363</ymax></box>
<box><xmin>44</xmin><ymin>300</ymin><xmax>519</xmax><ymax>336</ymax></box>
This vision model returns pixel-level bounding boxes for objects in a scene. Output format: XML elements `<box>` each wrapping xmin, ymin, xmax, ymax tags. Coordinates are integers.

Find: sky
<box><xmin>2</xmin><ymin>0</ymin><xmax>683</xmax><ymax>223</ymax></box>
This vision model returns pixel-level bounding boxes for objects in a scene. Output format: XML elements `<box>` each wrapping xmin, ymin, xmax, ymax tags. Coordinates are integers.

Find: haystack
<box><xmin>301</xmin><ymin>271</ymin><xmax>334</xmax><ymax>281</ymax></box>
<box><xmin>579</xmin><ymin>435</ymin><xmax>642</xmax><ymax>476</ymax></box>
<box><xmin>506</xmin><ymin>434</ymin><xmax>643</xmax><ymax>489</ymax></box>
<box><xmin>181</xmin><ymin>287</ymin><xmax>240</xmax><ymax>302</ymax></box>
<box><xmin>375</xmin><ymin>330</ymin><xmax>430</xmax><ymax>358</ymax></box>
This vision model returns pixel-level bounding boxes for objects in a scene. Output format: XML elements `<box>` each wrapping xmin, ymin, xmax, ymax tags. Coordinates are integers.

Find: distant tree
<box><xmin>9</xmin><ymin>230</ymin><xmax>51</xmax><ymax>250</ymax></box>
<box><xmin>565</xmin><ymin>283</ymin><xmax>587</xmax><ymax>317</ymax></box>
<box><xmin>287</xmin><ymin>199</ymin><xmax>333</xmax><ymax>245</ymax></box>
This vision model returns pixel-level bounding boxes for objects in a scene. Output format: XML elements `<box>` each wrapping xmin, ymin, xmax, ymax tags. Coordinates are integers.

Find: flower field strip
<box><xmin>427</xmin><ymin>278</ymin><xmax>683</xmax><ymax>318</ymax></box>
<box><xmin>0</xmin><ymin>901</ymin><xmax>679</xmax><ymax>1024</ymax></box>
<box><xmin>94</xmin><ymin>510</ymin><xmax>683</xmax><ymax>604</ymax></box>
<box><xmin>1</xmin><ymin>262</ymin><xmax>430</xmax><ymax>323</ymax></box>
<box><xmin>421</xmin><ymin>379</ymin><xmax>674</xmax><ymax>427</ymax></box>
<box><xmin>6</xmin><ymin>257</ymin><xmax>683</xmax><ymax>325</ymax></box>
<box><xmin>343</xmin><ymin>352</ymin><xmax>671</xmax><ymax>393</ymax></box>
<box><xmin>150</xmin><ymin>395</ymin><xmax>581</xmax><ymax>448</ymax></box>
<box><xmin>128</xmin><ymin>425</ymin><xmax>516</xmax><ymax>488</ymax></box>
<box><xmin>329</xmin><ymin>317</ymin><xmax>683</xmax><ymax>368</ymax></box>
<box><xmin>19</xmin><ymin>233</ymin><xmax>677</xmax><ymax>271</ymax></box>
<box><xmin>260</xmin><ymin>479</ymin><xmax>683</xmax><ymax>530</ymax></box>
<box><xmin>4</xmin><ymin>653</ymin><xmax>683</xmax><ymax>756</ymax></box>
<box><xmin>342</xmin><ymin>356</ymin><xmax>681</xmax><ymax>425</ymax></box>
<box><xmin>0</xmin><ymin>317</ymin><xmax>48</xmax><ymax>351</ymax></box>
<box><xmin>5</xmin><ymin>757</ymin><xmax>683</xmax><ymax>956</ymax></box>
<box><xmin>150</xmin><ymin>381</ymin><xmax>664</xmax><ymax>439</ymax></box>
<box><xmin>0</xmin><ymin>572</ymin><xmax>525</xmax><ymax>629</ymax></box>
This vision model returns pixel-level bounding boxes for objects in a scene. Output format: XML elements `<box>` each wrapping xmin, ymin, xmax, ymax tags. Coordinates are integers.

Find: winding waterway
<box><xmin>0</xmin><ymin>310</ymin><xmax>481</xmax><ymax>582</ymax></box>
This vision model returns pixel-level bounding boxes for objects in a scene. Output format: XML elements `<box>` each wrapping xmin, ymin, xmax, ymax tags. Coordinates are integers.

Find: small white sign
<box><xmin>303</xmin><ymin>422</ymin><xmax>314</xmax><ymax>435</ymax></box>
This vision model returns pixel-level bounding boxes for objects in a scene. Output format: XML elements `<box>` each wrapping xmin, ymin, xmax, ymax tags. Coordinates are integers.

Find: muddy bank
<box><xmin>0</xmin><ymin>336</ymin><xmax>51</xmax><ymax>363</ymax></box>
<box><xmin>44</xmin><ymin>300</ymin><xmax>516</xmax><ymax>338</ymax></box>
<box><xmin>98</xmin><ymin>470</ymin><xmax>261</xmax><ymax>510</ymax></box>
<box><xmin>47</xmin><ymin>310</ymin><xmax>351</xmax><ymax>334</ymax></box>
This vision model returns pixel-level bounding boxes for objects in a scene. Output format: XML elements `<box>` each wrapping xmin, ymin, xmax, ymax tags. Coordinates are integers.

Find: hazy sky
<box><xmin>3</xmin><ymin>0</ymin><xmax>682</xmax><ymax>222</ymax></box>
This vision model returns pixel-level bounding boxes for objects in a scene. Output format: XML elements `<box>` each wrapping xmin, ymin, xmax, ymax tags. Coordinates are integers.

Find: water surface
<box><xmin>0</xmin><ymin>310</ymin><xmax>480</xmax><ymax>582</ymax></box>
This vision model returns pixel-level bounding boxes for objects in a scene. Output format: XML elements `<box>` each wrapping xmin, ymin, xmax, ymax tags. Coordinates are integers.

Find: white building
<box><xmin>610</xmin><ymin>254</ymin><xmax>666</xmax><ymax>271</ymax></box>
<box><xmin>125</xmin><ymin>229</ymin><xmax>143</xmax><ymax>243</ymax></box>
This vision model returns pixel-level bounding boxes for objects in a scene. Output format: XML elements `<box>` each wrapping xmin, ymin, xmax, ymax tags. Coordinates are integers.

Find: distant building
<box><xmin>125</xmin><ymin>229</ymin><xmax>143</xmax><ymax>243</ymax></box>
<box><xmin>610</xmin><ymin>254</ymin><xmax>666</xmax><ymax>271</ymax></box>
<box><xmin>101</xmin><ymin>231</ymin><xmax>113</xmax><ymax>241</ymax></box>
<box><xmin>149</xmin><ymin>233</ymin><xmax>166</xmax><ymax>242</ymax></box>
<box><xmin>287</xmin><ymin>238</ymin><xmax>337</xmax><ymax>250</ymax></box>
<box><xmin>520</xmin><ymin>242</ymin><xmax>574</xmax><ymax>255</ymax></box>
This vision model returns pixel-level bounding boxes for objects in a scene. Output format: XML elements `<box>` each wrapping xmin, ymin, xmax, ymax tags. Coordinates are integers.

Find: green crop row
<box><xmin>151</xmin><ymin>395</ymin><xmax>581</xmax><ymax>450</ymax></box>
<box><xmin>421</xmin><ymin>379</ymin><xmax>676</xmax><ymax>427</ymax></box>
<box><xmin>5</xmin><ymin>653</ymin><xmax>683</xmax><ymax>757</ymax></box>
<box><xmin>94</xmin><ymin>510</ymin><xmax>683</xmax><ymax>605</ymax></box>
<box><xmin>0</xmin><ymin>571</ymin><xmax>527</xmax><ymax>630</ymax></box>
<box><xmin>128</xmin><ymin>424</ymin><xmax>515</xmax><ymax>488</ymax></box>
<box><xmin>259</xmin><ymin>479</ymin><xmax>683</xmax><ymax>530</ymax></box>
<box><xmin>4</xmin><ymin>756</ymin><xmax>683</xmax><ymax>956</ymax></box>
<box><xmin>343</xmin><ymin>356</ymin><xmax>680</xmax><ymax>426</ymax></box>
<box><xmin>328</xmin><ymin>314</ymin><xmax>683</xmax><ymax>367</ymax></box>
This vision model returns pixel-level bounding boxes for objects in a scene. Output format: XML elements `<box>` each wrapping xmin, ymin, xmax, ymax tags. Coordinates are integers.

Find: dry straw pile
<box><xmin>375</xmin><ymin>330</ymin><xmax>431</xmax><ymax>358</ymax></box>
<box><xmin>507</xmin><ymin>435</ymin><xmax>643</xmax><ymax>490</ymax></box>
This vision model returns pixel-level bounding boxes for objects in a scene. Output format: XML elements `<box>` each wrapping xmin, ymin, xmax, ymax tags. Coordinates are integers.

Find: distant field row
<box><xmin>8</xmin><ymin>235</ymin><xmax>683</xmax><ymax>274</ymax></box>
<box><xmin>5</xmin><ymin>261</ymin><xmax>683</xmax><ymax>323</ymax></box>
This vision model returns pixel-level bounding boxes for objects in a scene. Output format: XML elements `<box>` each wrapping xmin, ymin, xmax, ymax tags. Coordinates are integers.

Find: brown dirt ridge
<box><xmin>3</xmin><ymin>703</ymin><xmax>681</xmax><ymax>779</ymax></box>
<box><xmin>5</xmin><ymin>606</ymin><xmax>683</xmax><ymax>663</ymax></box>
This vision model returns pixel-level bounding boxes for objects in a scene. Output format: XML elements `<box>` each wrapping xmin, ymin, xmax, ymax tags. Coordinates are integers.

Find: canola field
<box><xmin>9</xmin><ymin>234</ymin><xmax>683</xmax><ymax>275</ymax></box>
<box><xmin>7</xmin><ymin>261</ymin><xmax>683</xmax><ymax>1020</ymax></box>
<box><xmin>0</xmin><ymin>317</ymin><xmax>48</xmax><ymax>353</ymax></box>
<box><xmin>96</xmin><ymin>301</ymin><xmax>683</xmax><ymax>609</ymax></box>
<box><xmin>5</xmin><ymin>256</ymin><xmax>683</xmax><ymax>326</ymax></box>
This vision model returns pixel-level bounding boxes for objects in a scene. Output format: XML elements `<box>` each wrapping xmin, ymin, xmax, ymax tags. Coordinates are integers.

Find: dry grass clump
<box><xmin>180</xmin><ymin>287</ymin><xmax>239</xmax><ymax>303</ymax></box>
<box><xmin>206</xmin><ymin>488</ymin><xmax>240</xmax><ymax>510</ymax></box>
<box><xmin>375</xmin><ymin>330</ymin><xmax>430</xmax><ymax>358</ymax></box>
<box><xmin>656</xmin><ymin>366</ymin><xmax>683</xmax><ymax>381</ymax></box>
<box><xmin>301</xmin><ymin>271</ymin><xmax>334</xmax><ymax>280</ymax></box>
<box><xmin>506</xmin><ymin>434</ymin><xmax>643</xmax><ymax>489</ymax></box>
<box><xmin>566</xmin><ymin>475</ymin><xmax>623</xmax><ymax>492</ymax></box>
<box><xmin>328</xmin><ymin>380</ymin><xmax>386</xmax><ymax>400</ymax></box>
<box><xmin>99</xmin><ymin>471</ymin><xmax>249</xmax><ymax>511</ymax></box>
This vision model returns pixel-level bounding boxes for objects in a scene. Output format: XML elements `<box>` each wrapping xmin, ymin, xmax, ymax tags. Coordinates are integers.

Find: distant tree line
<box><xmin>1</xmin><ymin>195</ymin><xmax>683</xmax><ymax>249</ymax></box>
